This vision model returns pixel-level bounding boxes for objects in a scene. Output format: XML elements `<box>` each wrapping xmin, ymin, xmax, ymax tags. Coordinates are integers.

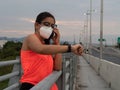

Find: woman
<box><xmin>20</xmin><ymin>11</ymin><xmax>83</xmax><ymax>90</ymax></box>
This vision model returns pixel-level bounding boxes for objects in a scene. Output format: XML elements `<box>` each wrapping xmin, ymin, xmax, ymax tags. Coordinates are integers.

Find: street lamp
<box><xmin>100</xmin><ymin>0</ymin><xmax>104</xmax><ymax>59</ymax></box>
<box><xmin>98</xmin><ymin>0</ymin><xmax>104</xmax><ymax>75</ymax></box>
<box><xmin>84</xmin><ymin>11</ymin><xmax>90</xmax><ymax>52</ymax></box>
<box><xmin>83</xmin><ymin>24</ymin><xmax>86</xmax><ymax>48</ymax></box>
<box><xmin>84</xmin><ymin>9</ymin><xmax>95</xmax><ymax>53</ymax></box>
<box><xmin>89</xmin><ymin>0</ymin><xmax>92</xmax><ymax>54</ymax></box>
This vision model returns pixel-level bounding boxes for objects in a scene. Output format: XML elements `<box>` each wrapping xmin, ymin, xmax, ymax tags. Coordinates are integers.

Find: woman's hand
<box><xmin>71</xmin><ymin>44</ymin><xmax>83</xmax><ymax>55</ymax></box>
<box><xmin>52</xmin><ymin>28</ymin><xmax>60</xmax><ymax>45</ymax></box>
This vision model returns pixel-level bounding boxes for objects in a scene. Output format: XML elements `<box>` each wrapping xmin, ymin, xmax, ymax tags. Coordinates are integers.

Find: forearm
<box><xmin>53</xmin><ymin>53</ymin><xmax>62</xmax><ymax>70</ymax></box>
<box><xmin>37</xmin><ymin>45</ymin><xmax>68</xmax><ymax>54</ymax></box>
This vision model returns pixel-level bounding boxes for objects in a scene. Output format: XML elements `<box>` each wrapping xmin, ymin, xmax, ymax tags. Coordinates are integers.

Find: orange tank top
<box><xmin>20</xmin><ymin>35</ymin><xmax>58</xmax><ymax>90</ymax></box>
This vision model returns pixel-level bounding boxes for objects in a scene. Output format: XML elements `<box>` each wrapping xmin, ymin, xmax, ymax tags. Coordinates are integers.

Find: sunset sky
<box><xmin>0</xmin><ymin>0</ymin><xmax>120</xmax><ymax>44</ymax></box>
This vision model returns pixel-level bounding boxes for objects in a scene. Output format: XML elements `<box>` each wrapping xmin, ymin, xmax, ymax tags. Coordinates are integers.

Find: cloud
<box><xmin>19</xmin><ymin>17</ymin><xmax>82</xmax><ymax>27</ymax></box>
<box><xmin>19</xmin><ymin>17</ymin><xmax>82</xmax><ymax>26</ymax></box>
<box><xmin>88</xmin><ymin>20</ymin><xmax>120</xmax><ymax>35</ymax></box>
<box><xmin>0</xmin><ymin>29</ymin><xmax>33</xmax><ymax>37</ymax></box>
<box><xmin>56</xmin><ymin>20</ymin><xmax>81</xmax><ymax>26</ymax></box>
<box><xmin>20</xmin><ymin>18</ymin><xmax>35</xmax><ymax>23</ymax></box>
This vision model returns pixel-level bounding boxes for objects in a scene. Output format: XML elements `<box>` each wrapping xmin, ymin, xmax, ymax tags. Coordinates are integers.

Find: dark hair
<box><xmin>35</xmin><ymin>12</ymin><xmax>55</xmax><ymax>24</ymax></box>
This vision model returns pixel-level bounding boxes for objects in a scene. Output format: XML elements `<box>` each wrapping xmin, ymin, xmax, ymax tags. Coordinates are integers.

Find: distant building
<box><xmin>0</xmin><ymin>40</ymin><xmax>7</xmax><ymax>48</ymax></box>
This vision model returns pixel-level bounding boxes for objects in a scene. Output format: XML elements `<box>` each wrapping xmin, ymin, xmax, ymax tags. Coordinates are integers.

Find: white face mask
<box><xmin>40</xmin><ymin>26</ymin><xmax>54</xmax><ymax>39</ymax></box>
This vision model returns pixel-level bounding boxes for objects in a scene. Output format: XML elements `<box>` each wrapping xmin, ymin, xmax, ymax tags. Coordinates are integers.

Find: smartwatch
<box><xmin>67</xmin><ymin>44</ymin><xmax>71</xmax><ymax>52</ymax></box>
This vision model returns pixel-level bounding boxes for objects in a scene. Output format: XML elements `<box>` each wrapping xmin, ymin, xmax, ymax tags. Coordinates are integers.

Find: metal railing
<box><xmin>0</xmin><ymin>53</ymin><xmax>78</xmax><ymax>90</ymax></box>
<box><xmin>0</xmin><ymin>57</ymin><xmax>21</xmax><ymax>90</ymax></box>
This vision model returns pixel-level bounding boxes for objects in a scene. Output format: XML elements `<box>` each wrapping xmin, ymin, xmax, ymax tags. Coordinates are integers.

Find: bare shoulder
<box><xmin>26</xmin><ymin>34</ymin><xmax>35</xmax><ymax>39</ymax></box>
<box><xmin>21</xmin><ymin>34</ymin><xmax>35</xmax><ymax>50</ymax></box>
<box><xmin>22</xmin><ymin>34</ymin><xmax>33</xmax><ymax>43</ymax></box>
<box><xmin>23</xmin><ymin>34</ymin><xmax>43</xmax><ymax>52</ymax></box>
<box><xmin>25</xmin><ymin>34</ymin><xmax>42</xmax><ymax>45</ymax></box>
<box><xmin>25</xmin><ymin>34</ymin><xmax>38</xmax><ymax>42</ymax></box>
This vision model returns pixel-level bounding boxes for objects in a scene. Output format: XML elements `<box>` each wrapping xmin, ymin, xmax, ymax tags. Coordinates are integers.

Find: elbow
<box><xmin>54</xmin><ymin>66</ymin><xmax>62</xmax><ymax>71</ymax></box>
<box><xmin>53</xmin><ymin>58</ymin><xmax>62</xmax><ymax>71</ymax></box>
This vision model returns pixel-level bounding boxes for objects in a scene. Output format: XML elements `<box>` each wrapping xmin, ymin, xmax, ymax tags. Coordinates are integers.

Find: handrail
<box><xmin>3</xmin><ymin>83</ymin><xmax>19</xmax><ymax>90</ymax></box>
<box><xmin>30</xmin><ymin>71</ymin><xmax>62</xmax><ymax>90</ymax></box>
<box><xmin>0</xmin><ymin>60</ymin><xmax>20</xmax><ymax>67</ymax></box>
<box><xmin>0</xmin><ymin>57</ymin><xmax>21</xmax><ymax>90</ymax></box>
<box><xmin>0</xmin><ymin>71</ymin><xmax>19</xmax><ymax>82</ymax></box>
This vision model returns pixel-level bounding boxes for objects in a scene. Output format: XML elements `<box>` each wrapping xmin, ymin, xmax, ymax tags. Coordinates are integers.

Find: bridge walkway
<box><xmin>75</xmin><ymin>56</ymin><xmax>112</xmax><ymax>90</ymax></box>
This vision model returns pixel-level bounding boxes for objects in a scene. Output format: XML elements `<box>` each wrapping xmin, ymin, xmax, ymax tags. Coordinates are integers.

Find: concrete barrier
<box><xmin>83</xmin><ymin>54</ymin><xmax>120</xmax><ymax>90</ymax></box>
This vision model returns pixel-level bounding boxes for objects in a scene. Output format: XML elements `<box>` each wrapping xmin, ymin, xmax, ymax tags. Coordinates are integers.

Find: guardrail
<box><xmin>0</xmin><ymin>53</ymin><xmax>78</xmax><ymax>90</ymax></box>
<box><xmin>0</xmin><ymin>57</ymin><xmax>21</xmax><ymax>90</ymax></box>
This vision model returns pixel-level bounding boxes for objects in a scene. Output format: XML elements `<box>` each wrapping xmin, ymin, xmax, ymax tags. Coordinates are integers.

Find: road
<box><xmin>90</xmin><ymin>46</ymin><xmax>120</xmax><ymax>65</ymax></box>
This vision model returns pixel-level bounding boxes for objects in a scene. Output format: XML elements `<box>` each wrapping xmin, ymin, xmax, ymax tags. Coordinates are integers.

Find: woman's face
<box><xmin>35</xmin><ymin>17</ymin><xmax>56</xmax><ymax>32</ymax></box>
<box><xmin>40</xmin><ymin>17</ymin><xmax>55</xmax><ymax>28</ymax></box>
<box><xmin>35</xmin><ymin>17</ymin><xmax>56</xmax><ymax>40</ymax></box>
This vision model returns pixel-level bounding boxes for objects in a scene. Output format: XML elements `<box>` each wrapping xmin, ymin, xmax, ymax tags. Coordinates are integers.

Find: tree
<box><xmin>0</xmin><ymin>41</ymin><xmax>22</xmax><ymax>60</ymax></box>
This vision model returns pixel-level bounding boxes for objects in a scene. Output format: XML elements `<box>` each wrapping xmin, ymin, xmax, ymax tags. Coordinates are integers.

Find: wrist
<box><xmin>71</xmin><ymin>45</ymin><xmax>74</xmax><ymax>52</ymax></box>
<box><xmin>54</xmin><ymin>42</ymin><xmax>60</xmax><ymax>45</ymax></box>
<box><xmin>67</xmin><ymin>44</ymin><xmax>71</xmax><ymax>52</ymax></box>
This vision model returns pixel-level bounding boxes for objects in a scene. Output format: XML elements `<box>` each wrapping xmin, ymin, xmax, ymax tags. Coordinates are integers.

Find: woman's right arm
<box><xmin>25</xmin><ymin>34</ymin><xmax>83</xmax><ymax>55</ymax></box>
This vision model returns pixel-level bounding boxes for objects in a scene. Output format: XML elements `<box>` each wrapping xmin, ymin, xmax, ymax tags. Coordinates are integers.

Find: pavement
<box><xmin>75</xmin><ymin>56</ymin><xmax>113</xmax><ymax>90</ymax></box>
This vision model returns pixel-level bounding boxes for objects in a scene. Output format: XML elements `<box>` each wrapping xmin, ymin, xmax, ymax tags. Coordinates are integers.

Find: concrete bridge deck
<box><xmin>75</xmin><ymin>56</ymin><xmax>112</xmax><ymax>90</ymax></box>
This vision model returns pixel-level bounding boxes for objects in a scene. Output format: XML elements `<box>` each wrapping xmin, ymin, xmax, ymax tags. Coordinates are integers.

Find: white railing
<box><xmin>0</xmin><ymin>57</ymin><xmax>21</xmax><ymax>90</ymax></box>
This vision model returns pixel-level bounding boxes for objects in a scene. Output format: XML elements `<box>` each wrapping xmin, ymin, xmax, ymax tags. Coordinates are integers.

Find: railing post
<box><xmin>73</xmin><ymin>55</ymin><xmax>78</xmax><ymax>90</ymax></box>
<box><xmin>62</xmin><ymin>53</ymin><xmax>78</xmax><ymax>90</ymax></box>
<box><xmin>75</xmin><ymin>55</ymin><xmax>78</xmax><ymax>77</ymax></box>
<box><xmin>62</xmin><ymin>54</ymin><xmax>66</xmax><ymax>90</ymax></box>
<box><xmin>56</xmin><ymin>74</ymin><xmax>62</xmax><ymax>90</ymax></box>
<box><xmin>70</xmin><ymin>55</ymin><xmax>73</xmax><ymax>90</ymax></box>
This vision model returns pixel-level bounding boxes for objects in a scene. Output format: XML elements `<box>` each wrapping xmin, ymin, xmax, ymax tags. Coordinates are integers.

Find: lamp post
<box><xmin>84</xmin><ymin>9</ymin><xmax>95</xmax><ymax>53</ymax></box>
<box><xmin>83</xmin><ymin>24</ymin><xmax>86</xmax><ymax>48</ymax></box>
<box><xmin>100</xmin><ymin>0</ymin><xmax>103</xmax><ymax>59</ymax></box>
<box><xmin>89</xmin><ymin>0</ymin><xmax>92</xmax><ymax>54</ymax></box>
<box><xmin>89</xmin><ymin>0</ymin><xmax>96</xmax><ymax>54</ymax></box>
<box><xmin>84</xmin><ymin>11</ymin><xmax>90</xmax><ymax>52</ymax></box>
<box><xmin>98</xmin><ymin>0</ymin><xmax>104</xmax><ymax>75</ymax></box>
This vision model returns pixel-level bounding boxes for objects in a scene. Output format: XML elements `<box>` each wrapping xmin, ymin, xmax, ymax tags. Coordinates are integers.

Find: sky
<box><xmin>0</xmin><ymin>0</ymin><xmax>120</xmax><ymax>45</ymax></box>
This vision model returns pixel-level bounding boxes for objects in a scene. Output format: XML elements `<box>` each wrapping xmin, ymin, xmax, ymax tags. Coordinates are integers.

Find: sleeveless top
<box><xmin>20</xmin><ymin>34</ymin><xmax>58</xmax><ymax>90</ymax></box>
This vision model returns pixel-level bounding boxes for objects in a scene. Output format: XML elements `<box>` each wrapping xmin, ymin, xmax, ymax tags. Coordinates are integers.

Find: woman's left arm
<box><xmin>53</xmin><ymin>53</ymin><xmax>62</xmax><ymax>71</ymax></box>
<box><xmin>52</xmin><ymin>28</ymin><xmax>62</xmax><ymax>71</ymax></box>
